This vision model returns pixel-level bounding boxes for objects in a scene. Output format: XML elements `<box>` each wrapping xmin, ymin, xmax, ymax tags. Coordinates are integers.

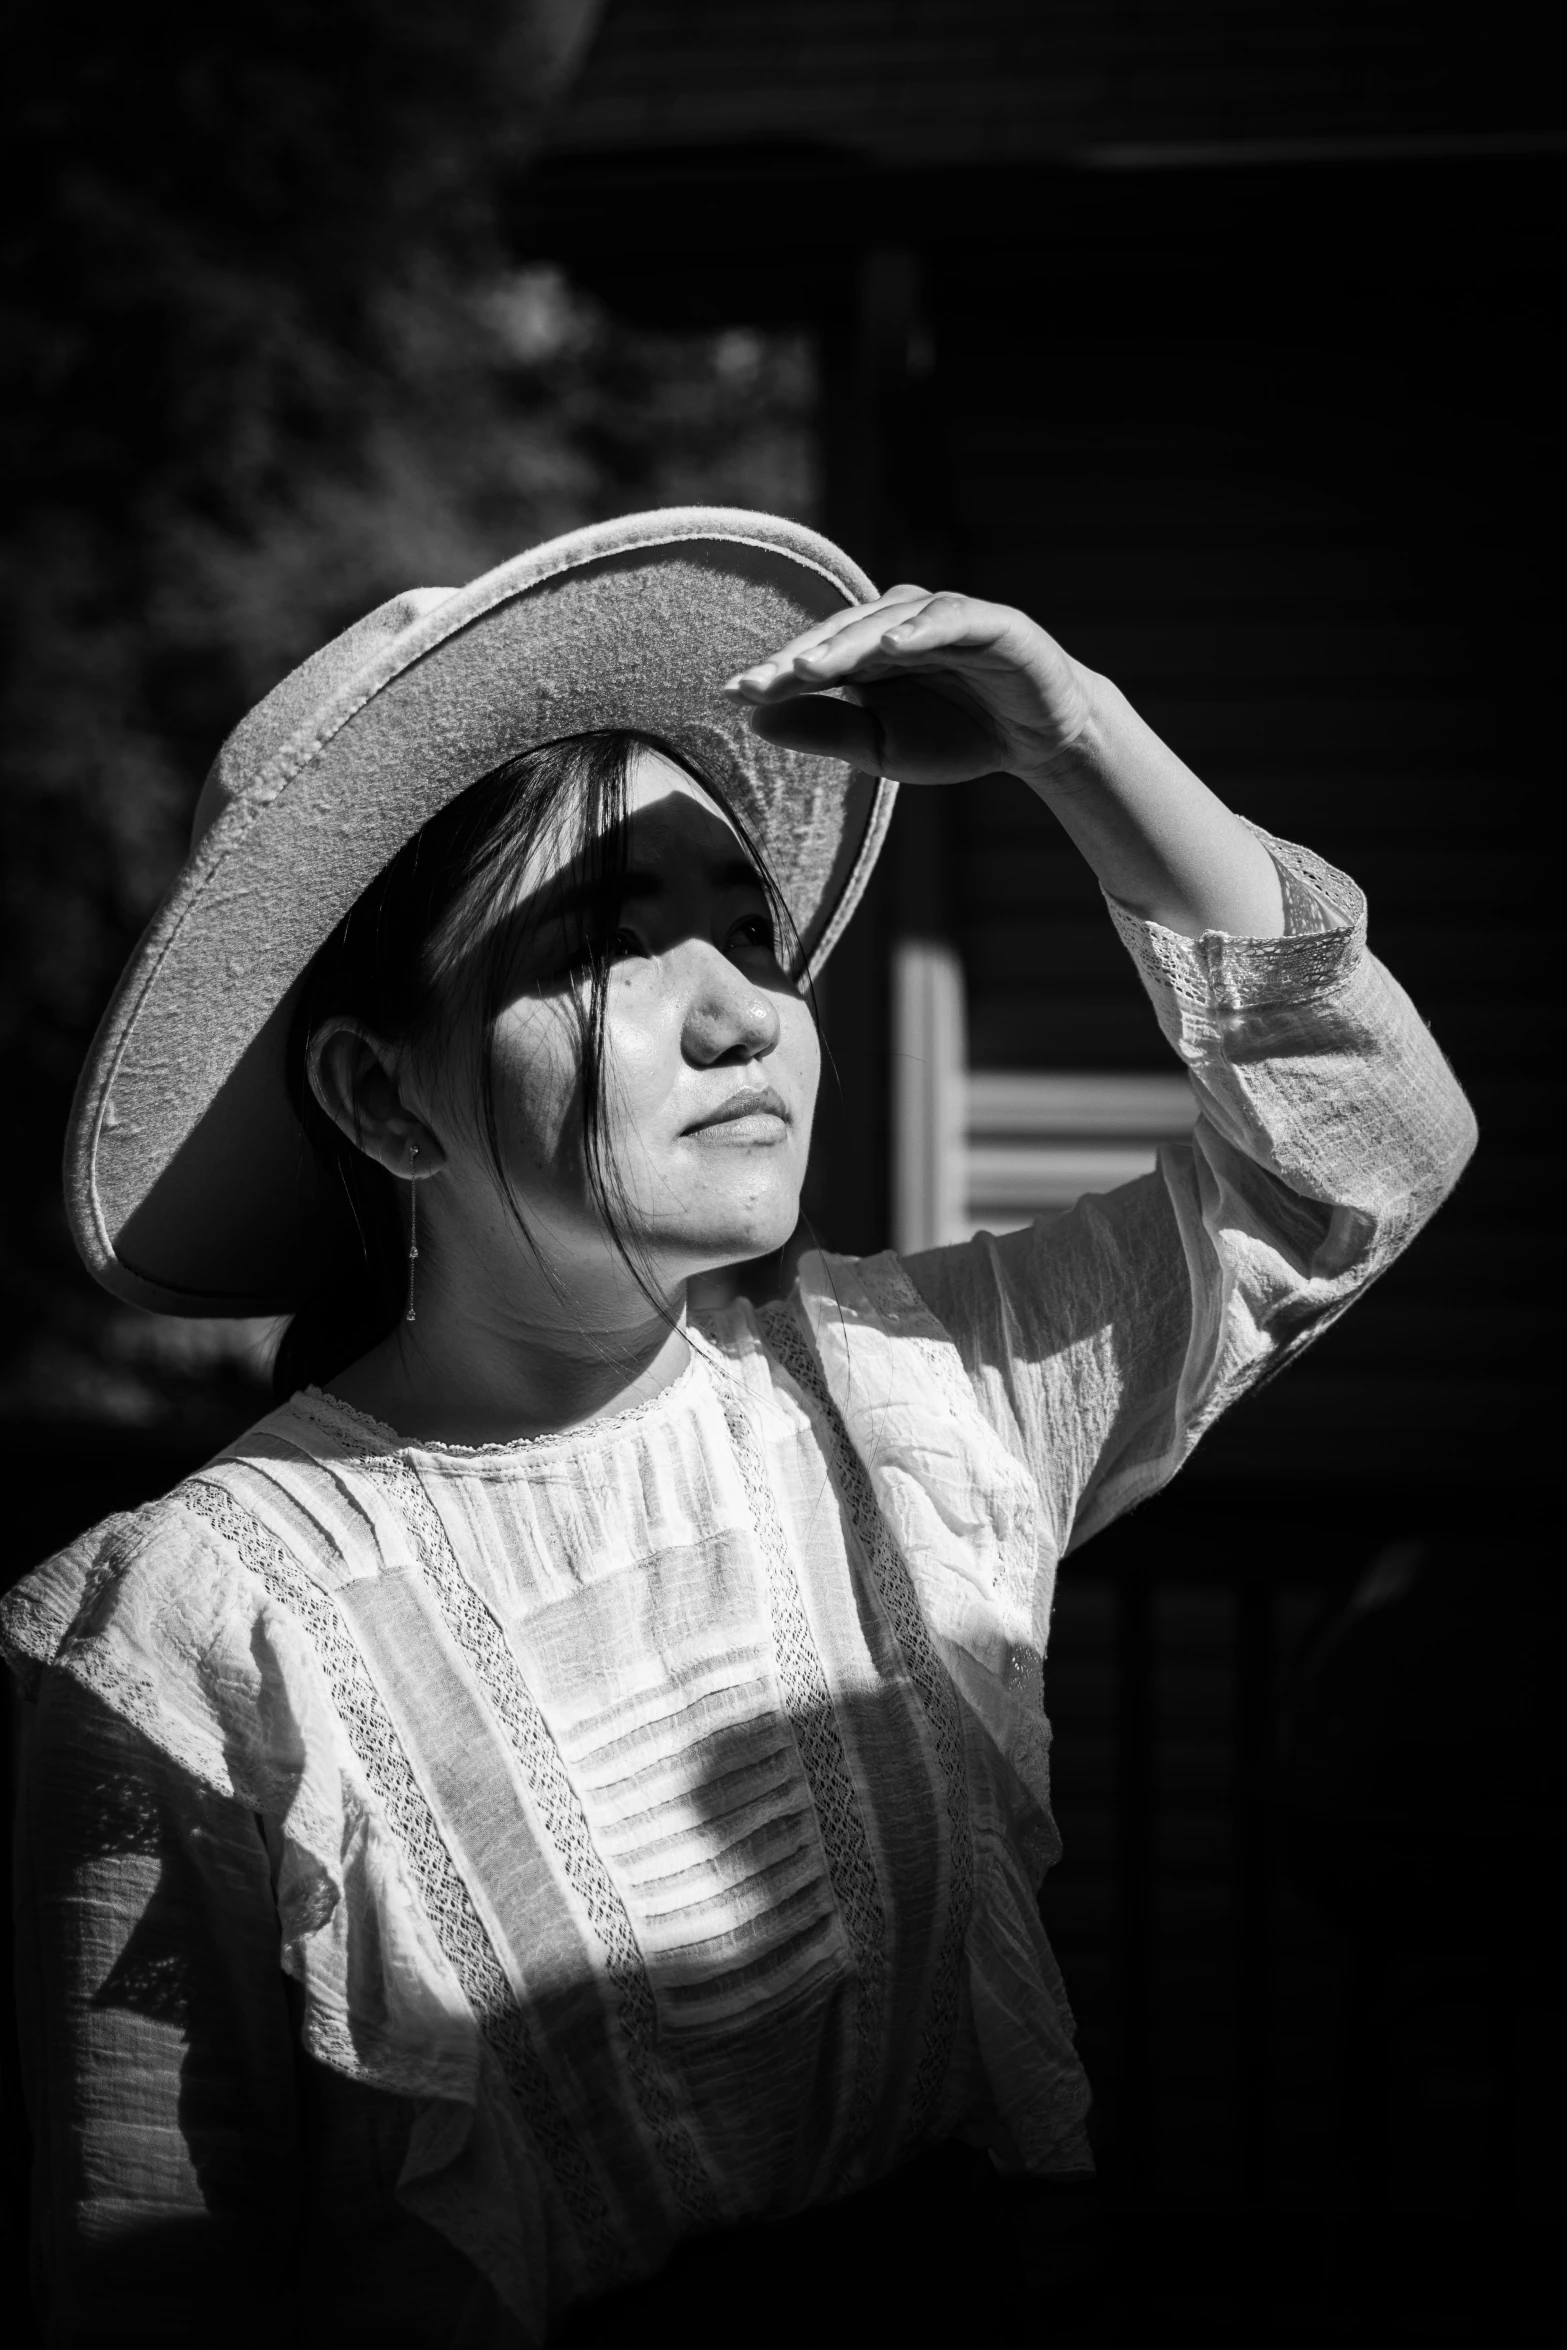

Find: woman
<box><xmin>1</xmin><ymin>509</ymin><xmax>1474</xmax><ymax>2345</ymax></box>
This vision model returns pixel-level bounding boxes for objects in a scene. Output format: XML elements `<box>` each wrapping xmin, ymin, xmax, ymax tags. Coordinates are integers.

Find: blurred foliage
<box><xmin>0</xmin><ymin>0</ymin><xmax>817</xmax><ymax>1437</ymax></box>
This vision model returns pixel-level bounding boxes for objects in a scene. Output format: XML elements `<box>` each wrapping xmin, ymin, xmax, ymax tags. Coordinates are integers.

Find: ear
<box><xmin>307</xmin><ymin>1018</ymin><xmax>448</xmax><ymax>1178</ymax></box>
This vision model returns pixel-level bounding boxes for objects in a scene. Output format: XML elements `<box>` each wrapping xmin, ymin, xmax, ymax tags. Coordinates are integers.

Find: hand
<box><xmin>720</xmin><ymin>585</ymin><xmax>1097</xmax><ymax>789</ymax></box>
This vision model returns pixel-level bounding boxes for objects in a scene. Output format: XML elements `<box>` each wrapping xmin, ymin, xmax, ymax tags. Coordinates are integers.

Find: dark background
<box><xmin>3</xmin><ymin>5</ymin><xmax>1562</xmax><ymax>2340</ymax></box>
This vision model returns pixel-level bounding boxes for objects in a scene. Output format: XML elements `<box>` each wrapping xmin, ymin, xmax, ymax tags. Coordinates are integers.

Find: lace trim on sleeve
<box><xmin>1104</xmin><ymin>820</ymin><xmax>1367</xmax><ymax>1013</ymax></box>
<box><xmin>178</xmin><ymin>1476</ymin><xmax>627</xmax><ymax>2287</ymax></box>
<box><xmin>1277</xmin><ymin>856</ymin><xmax>1334</xmax><ymax>938</ymax></box>
<box><xmin>758</xmin><ymin>1302</ymin><xmax>974</xmax><ymax>2158</ymax></box>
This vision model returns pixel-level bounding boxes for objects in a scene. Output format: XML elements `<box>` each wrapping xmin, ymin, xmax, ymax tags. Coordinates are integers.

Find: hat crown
<box><xmin>191</xmin><ymin>587</ymin><xmax>457</xmax><ymax>851</ymax></box>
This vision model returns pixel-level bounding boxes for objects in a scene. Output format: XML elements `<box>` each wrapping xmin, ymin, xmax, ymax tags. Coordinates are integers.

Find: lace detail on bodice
<box><xmin>759</xmin><ymin>1302</ymin><xmax>974</xmax><ymax>2150</ymax></box>
<box><xmin>305</xmin><ymin>1354</ymin><xmax>701</xmax><ymax>1459</ymax></box>
<box><xmin>287</xmin><ymin>1416</ymin><xmax>723</xmax><ymax>2232</ymax></box>
<box><xmin>713</xmin><ymin>1380</ymin><xmax>889</xmax><ymax>2165</ymax></box>
<box><xmin>177</xmin><ymin>1475</ymin><xmax>628</xmax><ymax>2285</ymax></box>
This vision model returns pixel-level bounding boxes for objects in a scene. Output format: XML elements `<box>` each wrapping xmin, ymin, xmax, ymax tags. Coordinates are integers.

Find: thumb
<box><xmin>747</xmin><ymin>693</ymin><xmax>881</xmax><ymax>768</ymax></box>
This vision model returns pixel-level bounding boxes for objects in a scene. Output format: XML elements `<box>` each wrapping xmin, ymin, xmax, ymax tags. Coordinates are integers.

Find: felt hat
<box><xmin>66</xmin><ymin>507</ymin><xmax>894</xmax><ymax>1318</ymax></box>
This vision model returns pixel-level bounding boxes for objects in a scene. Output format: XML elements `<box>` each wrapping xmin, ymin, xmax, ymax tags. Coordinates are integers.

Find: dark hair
<box><xmin>271</xmin><ymin>729</ymin><xmax>802</xmax><ymax>1401</ymax></box>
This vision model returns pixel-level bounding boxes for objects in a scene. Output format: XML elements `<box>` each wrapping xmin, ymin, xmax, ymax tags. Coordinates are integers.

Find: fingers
<box><xmin>797</xmin><ymin>592</ymin><xmax>987</xmax><ymax>683</ymax></box>
<box><xmin>879</xmin><ymin>590</ymin><xmax>994</xmax><ymax>654</ymax></box>
<box><xmin>734</xmin><ymin>589</ymin><xmax>926</xmax><ymax>689</ymax></box>
<box><xmin>723</xmin><ymin>590</ymin><xmax>1012</xmax><ymax>705</ymax></box>
<box><xmin>722</xmin><ymin>585</ymin><xmax>931</xmax><ymax>702</ymax></box>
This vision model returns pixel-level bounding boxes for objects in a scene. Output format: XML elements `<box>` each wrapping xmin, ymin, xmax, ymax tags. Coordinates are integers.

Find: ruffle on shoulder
<box><xmin>2</xmin><ymin>1491</ymin><xmax>596</xmax><ymax>2339</ymax></box>
<box><xmin>0</xmin><ymin>1493</ymin><xmax>479</xmax><ymax>2109</ymax></box>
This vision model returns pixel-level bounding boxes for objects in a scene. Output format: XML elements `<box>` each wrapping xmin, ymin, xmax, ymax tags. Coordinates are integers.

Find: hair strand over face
<box><xmin>273</xmin><ymin>731</ymin><xmax>809</xmax><ymax>1400</ymax></box>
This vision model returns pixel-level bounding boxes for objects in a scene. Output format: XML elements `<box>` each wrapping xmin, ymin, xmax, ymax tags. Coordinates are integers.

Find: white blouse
<box><xmin>0</xmin><ymin>831</ymin><xmax>1478</xmax><ymax>2345</ymax></box>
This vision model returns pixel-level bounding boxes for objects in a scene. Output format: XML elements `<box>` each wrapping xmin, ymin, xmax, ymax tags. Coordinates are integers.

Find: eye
<box><xmin>546</xmin><ymin>923</ymin><xmax>640</xmax><ymax>984</ymax></box>
<box><xmin>727</xmin><ymin>912</ymin><xmax>777</xmax><ymax>959</ymax></box>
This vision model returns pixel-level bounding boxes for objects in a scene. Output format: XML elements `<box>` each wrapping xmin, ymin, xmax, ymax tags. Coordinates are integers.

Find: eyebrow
<box><xmin>618</xmin><ymin>854</ymin><xmax>766</xmax><ymax>901</ymax></box>
<box><xmin>523</xmin><ymin>851</ymin><xmax>769</xmax><ymax>945</ymax></box>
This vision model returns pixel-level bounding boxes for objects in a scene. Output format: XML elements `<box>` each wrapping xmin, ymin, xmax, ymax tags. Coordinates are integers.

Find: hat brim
<box><xmin>67</xmin><ymin>509</ymin><xmax>893</xmax><ymax>1316</ymax></box>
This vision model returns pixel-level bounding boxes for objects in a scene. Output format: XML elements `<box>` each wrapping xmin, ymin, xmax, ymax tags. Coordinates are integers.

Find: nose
<box><xmin>680</xmin><ymin>943</ymin><xmax>782</xmax><ymax>1066</ymax></box>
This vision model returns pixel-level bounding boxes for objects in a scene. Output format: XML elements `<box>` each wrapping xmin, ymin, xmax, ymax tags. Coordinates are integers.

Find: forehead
<box><xmin>528</xmin><ymin>746</ymin><xmax>753</xmax><ymax>892</ymax></box>
<box><xmin>624</xmin><ymin>747</ymin><xmax>741</xmax><ymax>831</ymax></box>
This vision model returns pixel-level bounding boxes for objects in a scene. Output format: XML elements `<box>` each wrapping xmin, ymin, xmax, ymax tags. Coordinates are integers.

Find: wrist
<box><xmin>1012</xmin><ymin>662</ymin><xmax>1116</xmax><ymax>799</ymax></box>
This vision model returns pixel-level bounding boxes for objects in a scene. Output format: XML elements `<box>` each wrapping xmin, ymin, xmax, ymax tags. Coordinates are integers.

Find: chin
<box><xmin>673</xmin><ymin>1197</ymin><xmax>802</xmax><ymax>1276</ymax></box>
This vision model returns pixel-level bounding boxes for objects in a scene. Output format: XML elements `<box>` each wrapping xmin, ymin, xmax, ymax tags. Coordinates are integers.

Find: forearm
<box><xmin>1026</xmin><ymin>668</ymin><xmax>1286</xmax><ymax>942</ymax></box>
<box><xmin>909</xmin><ymin>828</ymin><xmax>1477</xmax><ymax>1558</ymax></box>
<box><xmin>729</xmin><ymin>585</ymin><xmax>1288</xmax><ymax>940</ymax></box>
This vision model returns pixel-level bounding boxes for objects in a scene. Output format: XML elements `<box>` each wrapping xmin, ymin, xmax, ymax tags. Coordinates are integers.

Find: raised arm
<box><xmin>722</xmin><ymin>583</ymin><xmax>1287</xmax><ymax>942</ymax></box>
<box><xmin>727</xmin><ymin>591</ymin><xmax>1477</xmax><ymax>1552</ymax></box>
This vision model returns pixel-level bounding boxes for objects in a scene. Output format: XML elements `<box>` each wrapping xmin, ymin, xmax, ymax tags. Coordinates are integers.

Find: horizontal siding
<box><xmin>553</xmin><ymin>2</ymin><xmax>1528</xmax><ymax>165</ymax></box>
<box><xmin>930</xmin><ymin>235</ymin><xmax>1553</xmax><ymax>1483</ymax></box>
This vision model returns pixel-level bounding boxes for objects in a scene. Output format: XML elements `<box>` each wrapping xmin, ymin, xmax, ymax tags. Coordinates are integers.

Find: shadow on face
<box><xmin>418</xmin><ymin>751</ymin><xmax>822</xmax><ymax>1295</ymax></box>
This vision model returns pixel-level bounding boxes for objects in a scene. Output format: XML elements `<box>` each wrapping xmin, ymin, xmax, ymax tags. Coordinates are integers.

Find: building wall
<box><xmin>552</xmin><ymin>0</ymin><xmax>1544</xmax><ymax>165</ymax></box>
<box><xmin>919</xmin><ymin>160</ymin><xmax>1554</xmax><ymax>1489</ymax></box>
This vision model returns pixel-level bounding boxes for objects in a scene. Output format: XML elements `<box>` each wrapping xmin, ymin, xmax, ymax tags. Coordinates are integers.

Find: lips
<box><xmin>685</xmin><ymin>1084</ymin><xmax>791</xmax><ymax>1134</ymax></box>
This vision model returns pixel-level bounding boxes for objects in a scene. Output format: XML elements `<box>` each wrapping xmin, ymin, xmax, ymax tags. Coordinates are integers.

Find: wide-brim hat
<box><xmin>66</xmin><ymin>507</ymin><xmax>893</xmax><ymax>1318</ymax></box>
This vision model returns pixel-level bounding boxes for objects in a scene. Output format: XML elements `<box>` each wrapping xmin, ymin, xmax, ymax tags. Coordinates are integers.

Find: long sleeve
<box><xmin>901</xmin><ymin>830</ymin><xmax>1478</xmax><ymax>1555</ymax></box>
<box><xmin>14</xmin><ymin>1665</ymin><xmax>302</xmax><ymax>2343</ymax></box>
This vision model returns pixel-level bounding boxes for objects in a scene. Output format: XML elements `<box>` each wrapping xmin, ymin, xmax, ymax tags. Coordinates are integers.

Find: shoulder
<box><xmin>0</xmin><ymin>1397</ymin><xmax>365</xmax><ymax>1796</ymax></box>
<box><xmin>693</xmin><ymin>1249</ymin><xmax>956</xmax><ymax>1395</ymax></box>
<box><xmin>0</xmin><ymin>1482</ymin><xmax>233</xmax><ymax>1700</ymax></box>
<box><xmin>785</xmin><ymin>1246</ymin><xmax>971</xmax><ymax>1380</ymax></box>
<box><xmin>2</xmin><ymin>1390</ymin><xmax>336</xmax><ymax>1636</ymax></box>
<box><xmin>0</xmin><ymin>1381</ymin><xmax>345</xmax><ymax>1682</ymax></box>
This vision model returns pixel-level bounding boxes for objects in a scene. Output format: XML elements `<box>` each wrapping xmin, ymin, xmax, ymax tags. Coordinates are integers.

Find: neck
<box><xmin>325</xmin><ymin>1266</ymin><xmax>692</xmax><ymax>1448</ymax></box>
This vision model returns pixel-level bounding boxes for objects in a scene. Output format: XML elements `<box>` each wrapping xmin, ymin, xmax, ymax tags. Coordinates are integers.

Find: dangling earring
<box><xmin>405</xmin><ymin>1145</ymin><xmax>420</xmax><ymax>1323</ymax></box>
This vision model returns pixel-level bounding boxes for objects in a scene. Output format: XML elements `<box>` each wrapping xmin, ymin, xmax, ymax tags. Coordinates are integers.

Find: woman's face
<box><xmin>426</xmin><ymin>749</ymin><xmax>820</xmax><ymax>1306</ymax></box>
